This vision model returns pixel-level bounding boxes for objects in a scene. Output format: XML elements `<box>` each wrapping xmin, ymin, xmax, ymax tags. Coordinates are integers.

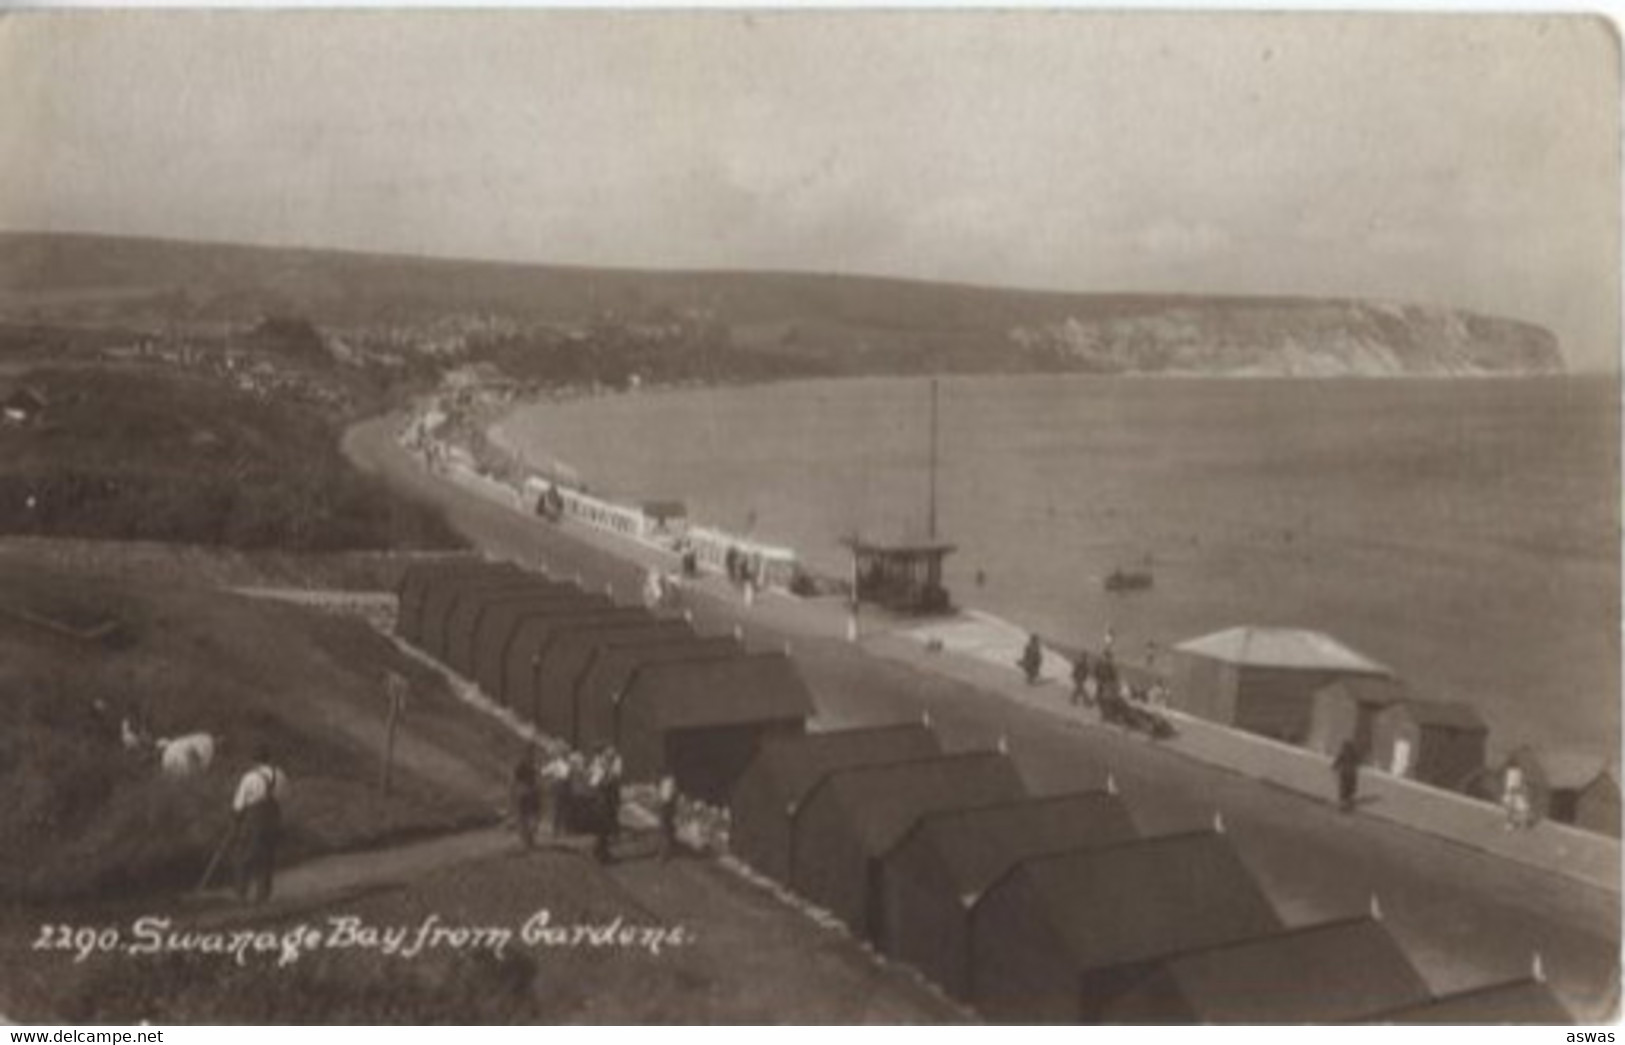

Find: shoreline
<box><xmin>349</xmin><ymin>407</ymin><xmax>1623</xmax><ymax>909</ymax></box>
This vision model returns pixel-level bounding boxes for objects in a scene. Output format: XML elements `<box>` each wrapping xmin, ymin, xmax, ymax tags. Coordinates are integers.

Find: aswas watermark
<box><xmin>32</xmin><ymin>910</ymin><xmax>695</xmax><ymax>967</ymax></box>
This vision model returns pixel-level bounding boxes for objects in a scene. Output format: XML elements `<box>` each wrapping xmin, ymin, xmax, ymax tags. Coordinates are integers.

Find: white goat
<box><xmin>155</xmin><ymin>732</ymin><xmax>216</xmax><ymax>778</ymax></box>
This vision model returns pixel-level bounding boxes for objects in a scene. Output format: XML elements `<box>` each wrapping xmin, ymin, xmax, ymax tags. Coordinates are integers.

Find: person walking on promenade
<box><xmin>1332</xmin><ymin>740</ymin><xmax>1362</xmax><ymax>813</ymax></box>
<box><xmin>1096</xmin><ymin>647</ymin><xmax>1119</xmax><ymax>701</ymax></box>
<box><xmin>232</xmin><ymin>744</ymin><xmax>288</xmax><ymax>904</ymax></box>
<box><xmin>656</xmin><ymin>773</ymin><xmax>680</xmax><ymax>862</ymax></box>
<box><xmin>1070</xmin><ymin>651</ymin><xmax>1091</xmax><ymax>707</ymax></box>
<box><xmin>511</xmin><ymin>747</ymin><xmax>542</xmax><ymax>850</ymax></box>
<box><xmin>1503</xmin><ymin>765</ymin><xmax>1535</xmax><ymax>830</ymax></box>
<box><xmin>1019</xmin><ymin>634</ymin><xmax>1044</xmax><ymax>685</ymax></box>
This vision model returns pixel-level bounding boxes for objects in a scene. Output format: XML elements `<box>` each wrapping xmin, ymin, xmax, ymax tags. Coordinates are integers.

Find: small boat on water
<box><xmin>1104</xmin><ymin>567</ymin><xmax>1154</xmax><ymax>594</ymax></box>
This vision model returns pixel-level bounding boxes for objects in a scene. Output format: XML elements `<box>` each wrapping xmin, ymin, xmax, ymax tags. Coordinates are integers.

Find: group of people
<box><xmin>1015</xmin><ymin>633</ymin><xmax>1174</xmax><ymax>739</ymax></box>
<box><xmin>511</xmin><ymin>745</ymin><xmax>682</xmax><ymax>862</ymax></box>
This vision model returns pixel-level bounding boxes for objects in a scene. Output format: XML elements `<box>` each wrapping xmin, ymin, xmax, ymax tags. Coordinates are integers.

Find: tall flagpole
<box><xmin>928</xmin><ymin>378</ymin><xmax>939</xmax><ymax>541</ymax></box>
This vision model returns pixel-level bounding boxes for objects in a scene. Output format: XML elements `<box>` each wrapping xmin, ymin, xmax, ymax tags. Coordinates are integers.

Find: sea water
<box><xmin>494</xmin><ymin>374</ymin><xmax>1621</xmax><ymax>761</ymax></box>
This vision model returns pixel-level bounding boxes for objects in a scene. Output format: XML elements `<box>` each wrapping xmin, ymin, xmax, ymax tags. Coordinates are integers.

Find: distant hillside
<box><xmin>0</xmin><ymin>231</ymin><xmax>1564</xmax><ymax>376</ymax></box>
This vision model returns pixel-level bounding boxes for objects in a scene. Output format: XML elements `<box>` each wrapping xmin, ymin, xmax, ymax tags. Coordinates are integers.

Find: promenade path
<box><xmin>345</xmin><ymin>414</ymin><xmax>1621</xmax><ymax>1022</ymax></box>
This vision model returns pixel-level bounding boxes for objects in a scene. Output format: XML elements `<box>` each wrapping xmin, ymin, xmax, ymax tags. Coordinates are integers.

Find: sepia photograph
<box><xmin>0</xmin><ymin>8</ymin><xmax>1618</xmax><ymax>1026</ymax></box>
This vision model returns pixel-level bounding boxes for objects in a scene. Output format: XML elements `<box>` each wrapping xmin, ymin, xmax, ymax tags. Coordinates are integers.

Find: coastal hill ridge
<box><xmin>0</xmin><ymin>231</ymin><xmax>1563</xmax><ymax>377</ymax></box>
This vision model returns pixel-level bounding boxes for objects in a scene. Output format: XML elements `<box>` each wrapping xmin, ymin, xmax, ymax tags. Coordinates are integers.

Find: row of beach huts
<box><xmin>394</xmin><ymin>559</ymin><xmax>1570</xmax><ymax>1024</ymax></box>
<box><xmin>1168</xmin><ymin>626</ymin><xmax>1620</xmax><ymax>837</ymax></box>
<box><xmin>401</xmin><ymin>396</ymin><xmax>1618</xmax><ymax>839</ymax></box>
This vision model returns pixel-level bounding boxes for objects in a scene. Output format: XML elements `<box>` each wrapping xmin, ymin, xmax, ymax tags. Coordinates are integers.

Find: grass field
<box><xmin>0</xmin><ymin>557</ymin><xmax>517</xmax><ymax>905</ymax></box>
<box><xmin>0</xmin><ymin>367</ymin><xmax>462</xmax><ymax>552</ymax></box>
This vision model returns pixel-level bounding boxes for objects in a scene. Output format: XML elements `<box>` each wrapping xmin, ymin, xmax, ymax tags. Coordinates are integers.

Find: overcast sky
<box><xmin>0</xmin><ymin>11</ymin><xmax>1617</xmax><ymax>369</ymax></box>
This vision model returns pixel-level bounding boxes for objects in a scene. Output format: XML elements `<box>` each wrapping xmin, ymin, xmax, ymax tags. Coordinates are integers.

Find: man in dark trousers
<box><xmin>1070</xmin><ymin>651</ymin><xmax>1091</xmax><ymax>706</ymax></box>
<box><xmin>1332</xmin><ymin>740</ymin><xmax>1363</xmax><ymax>812</ymax></box>
<box><xmin>232</xmin><ymin>744</ymin><xmax>288</xmax><ymax>904</ymax></box>
<box><xmin>511</xmin><ymin>747</ymin><xmax>542</xmax><ymax>850</ymax></box>
<box><xmin>1019</xmin><ymin>634</ymin><xmax>1044</xmax><ymax>685</ymax></box>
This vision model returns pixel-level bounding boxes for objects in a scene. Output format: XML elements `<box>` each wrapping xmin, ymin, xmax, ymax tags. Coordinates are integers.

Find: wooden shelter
<box><xmin>878</xmin><ymin>790</ymin><xmax>1134</xmax><ymax>998</ymax></box>
<box><xmin>415</xmin><ymin>563</ymin><xmax>531</xmax><ymax>662</ymax></box>
<box><xmin>1172</xmin><ymin>626</ymin><xmax>1392</xmax><ymax>744</ymax></box>
<box><xmin>788</xmin><ymin>751</ymin><xmax>1027</xmax><ymax>939</ymax></box>
<box><xmin>531</xmin><ymin>619</ymin><xmax>691</xmax><ymax>739</ymax></box>
<box><xmin>729</xmin><ymin>723</ymin><xmax>943</xmax><ymax>886</ymax></box>
<box><xmin>845</xmin><ymin>537</ymin><xmax>956</xmax><ymax>615</ymax></box>
<box><xmin>470</xmin><ymin>588</ymin><xmax>609</xmax><ymax>698</ymax></box>
<box><xmin>499</xmin><ymin>607</ymin><xmax>648</xmax><ymax>716</ymax></box>
<box><xmin>1360</xmin><ymin>976</ymin><xmax>1573</xmax><ymax>1024</ymax></box>
<box><xmin>1369</xmin><ymin>699</ymin><xmax>1488</xmax><ymax>791</ymax></box>
<box><xmin>615</xmin><ymin>652</ymin><xmax>814</xmax><ymax>803</ymax></box>
<box><xmin>441</xmin><ymin>578</ymin><xmax>568</xmax><ymax>676</ymax></box>
<box><xmin>1097</xmin><ymin>916</ymin><xmax>1429</xmax><ymax>1024</ymax></box>
<box><xmin>968</xmin><ymin>829</ymin><xmax>1281</xmax><ymax>1023</ymax></box>
<box><xmin>574</xmin><ymin>638</ymin><xmax>743</xmax><ymax>751</ymax></box>
<box><xmin>1306</xmin><ymin>676</ymin><xmax>1405</xmax><ymax>759</ymax></box>
<box><xmin>1496</xmin><ymin>749</ymin><xmax>1621</xmax><ymax>837</ymax></box>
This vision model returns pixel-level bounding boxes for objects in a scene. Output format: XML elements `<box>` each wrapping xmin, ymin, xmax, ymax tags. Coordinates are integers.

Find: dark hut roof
<box><xmin>896</xmin><ymin>790</ymin><xmax>1136</xmax><ymax>905</ymax></box>
<box><xmin>623</xmin><ymin>652</ymin><xmax>815</xmax><ymax>730</ymax></box>
<box><xmin>800</xmin><ymin>751</ymin><xmax>1027</xmax><ymax>858</ymax></box>
<box><xmin>740</xmin><ymin>723</ymin><xmax>943</xmax><ymax>815</ymax></box>
<box><xmin>574</xmin><ymin>636</ymin><xmax>743</xmax><ymax>742</ymax></box>
<box><xmin>417</xmin><ymin>563</ymin><xmax>530</xmax><ymax>654</ymax></box>
<box><xmin>1360</xmin><ymin>977</ymin><xmax>1574</xmax><ymax>1024</ymax></box>
<box><xmin>536</xmin><ymin>619</ymin><xmax>691</xmax><ymax>735</ymax></box>
<box><xmin>395</xmin><ymin>556</ymin><xmax>489</xmax><ymax>613</ymax></box>
<box><xmin>1001</xmin><ymin>830</ymin><xmax>1281</xmax><ymax>975</ymax></box>
<box><xmin>1381</xmin><ymin>698</ymin><xmax>1488</xmax><ymax>733</ymax></box>
<box><xmin>472</xmin><ymin>590</ymin><xmax>611</xmax><ymax>693</ymax></box>
<box><xmin>444</xmin><ymin>578</ymin><xmax>569</xmax><ymax>670</ymax></box>
<box><xmin>499</xmin><ymin>606</ymin><xmax>650</xmax><ymax>706</ymax></box>
<box><xmin>1139</xmin><ymin>916</ymin><xmax>1429</xmax><ymax>1024</ymax></box>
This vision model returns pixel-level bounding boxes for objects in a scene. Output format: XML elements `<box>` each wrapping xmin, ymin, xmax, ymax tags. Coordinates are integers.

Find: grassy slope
<box><xmin>0</xmin><ymin>558</ymin><xmax>516</xmax><ymax>904</ymax></box>
<box><xmin>0</xmin><ymin>365</ymin><xmax>460</xmax><ymax>550</ymax></box>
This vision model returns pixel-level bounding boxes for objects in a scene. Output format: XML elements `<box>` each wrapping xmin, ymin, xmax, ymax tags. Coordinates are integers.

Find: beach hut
<box><xmin>616</xmin><ymin>652</ymin><xmax>816</xmax><ymax>803</ymax></box>
<box><xmin>395</xmin><ymin>558</ymin><xmax>491</xmax><ymax>646</ymax></box>
<box><xmin>789</xmin><ymin>751</ymin><xmax>1027</xmax><ymax>939</ymax></box>
<box><xmin>416</xmin><ymin>563</ymin><xmax>530</xmax><ymax>662</ymax></box>
<box><xmin>470</xmin><ymin>588</ymin><xmax>609</xmax><ymax>698</ymax></box>
<box><xmin>968</xmin><ymin>829</ymin><xmax>1281</xmax><ymax>1023</ymax></box>
<box><xmin>1549</xmin><ymin>762</ymin><xmax>1621</xmax><ymax>838</ymax></box>
<box><xmin>441</xmin><ymin>578</ymin><xmax>568</xmax><ymax>676</ymax></box>
<box><xmin>729</xmin><ymin>724</ymin><xmax>943</xmax><ymax>886</ymax></box>
<box><xmin>1172</xmin><ymin>626</ymin><xmax>1392</xmax><ymax>744</ymax></box>
<box><xmin>1361</xmin><ymin>974</ymin><xmax>1573</xmax><ymax>1024</ymax></box>
<box><xmin>1306</xmin><ymin>676</ymin><xmax>1405</xmax><ymax>758</ymax></box>
<box><xmin>572</xmin><ymin>637</ymin><xmax>743</xmax><ymax>750</ymax></box>
<box><xmin>531</xmin><ymin>619</ymin><xmax>692</xmax><ymax>740</ymax></box>
<box><xmin>878</xmin><ymin>790</ymin><xmax>1134</xmax><ymax>998</ymax></box>
<box><xmin>1097</xmin><ymin>916</ymin><xmax>1430</xmax><ymax>1024</ymax></box>
<box><xmin>1368</xmin><ymin>699</ymin><xmax>1488</xmax><ymax>791</ymax></box>
<box><xmin>1494</xmin><ymin>749</ymin><xmax>1621</xmax><ymax>837</ymax></box>
<box><xmin>499</xmin><ymin>606</ymin><xmax>649</xmax><ymax>716</ymax></box>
